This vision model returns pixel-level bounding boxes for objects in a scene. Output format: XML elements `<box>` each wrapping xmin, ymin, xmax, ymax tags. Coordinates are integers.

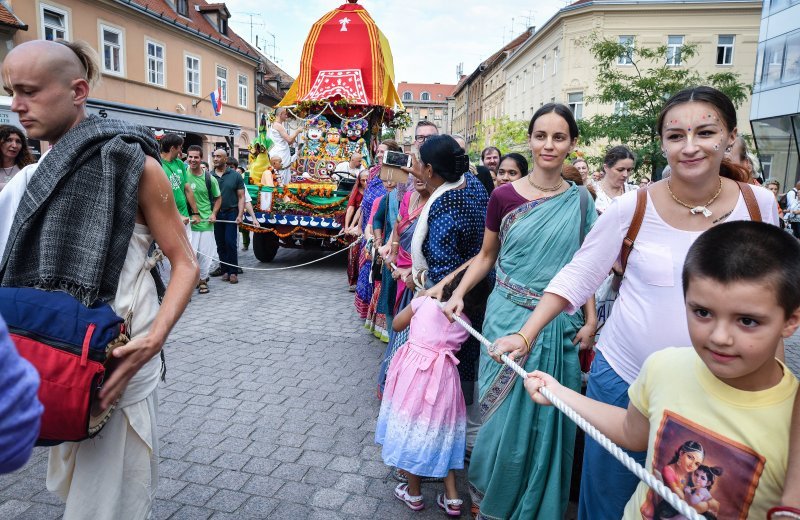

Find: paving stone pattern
<box><xmin>2</xmin><ymin>245</ymin><xmax>799</xmax><ymax>519</ymax></box>
<box><xmin>0</xmin><ymin>247</ymin><xmax>468</xmax><ymax>519</ymax></box>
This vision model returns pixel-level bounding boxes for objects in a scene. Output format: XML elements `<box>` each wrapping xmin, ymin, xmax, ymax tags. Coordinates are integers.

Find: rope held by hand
<box><xmin>380</xmin><ymin>264</ymin><xmax>705</xmax><ymax>520</ymax></box>
<box><xmin>437</xmin><ymin>300</ymin><xmax>701</xmax><ymax>520</ymax></box>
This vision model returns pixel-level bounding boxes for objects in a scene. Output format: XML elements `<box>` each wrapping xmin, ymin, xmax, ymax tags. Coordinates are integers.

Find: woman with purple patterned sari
<box><xmin>354</xmin><ymin>140</ymin><xmax>401</xmax><ymax>317</ymax></box>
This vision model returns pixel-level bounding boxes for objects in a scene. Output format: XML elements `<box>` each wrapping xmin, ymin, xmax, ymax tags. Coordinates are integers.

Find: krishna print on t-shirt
<box><xmin>640</xmin><ymin>411</ymin><xmax>765</xmax><ymax>520</ymax></box>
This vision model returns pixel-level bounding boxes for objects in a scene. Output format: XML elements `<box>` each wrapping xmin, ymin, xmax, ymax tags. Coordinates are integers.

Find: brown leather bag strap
<box><xmin>618</xmin><ymin>188</ymin><xmax>649</xmax><ymax>275</ymax></box>
<box><xmin>737</xmin><ymin>181</ymin><xmax>762</xmax><ymax>223</ymax></box>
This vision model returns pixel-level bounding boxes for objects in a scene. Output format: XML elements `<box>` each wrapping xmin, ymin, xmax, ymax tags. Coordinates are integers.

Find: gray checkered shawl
<box><xmin>0</xmin><ymin>116</ymin><xmax>160</xmax><ymax>306</ymax></box>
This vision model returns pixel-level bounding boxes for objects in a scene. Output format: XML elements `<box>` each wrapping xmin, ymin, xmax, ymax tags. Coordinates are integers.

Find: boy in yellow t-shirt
<box><xmin>525</xmin><ymin>221</ymin><xmax>800</xmax><ymax>520</ymax></box>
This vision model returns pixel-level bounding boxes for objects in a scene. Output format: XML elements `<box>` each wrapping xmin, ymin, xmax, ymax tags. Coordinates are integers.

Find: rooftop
<box><xmin>125</xmin><ymin>0</ymin><xmax>259</xmax><ymax>61</ymax></box>
<box><xmin>397</xmin><ymin>82</ymin><xmax>456</xmax><ymax>102</ymax></box>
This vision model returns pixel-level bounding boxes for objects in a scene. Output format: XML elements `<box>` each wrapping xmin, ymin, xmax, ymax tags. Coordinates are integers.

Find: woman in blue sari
<box><xmin>443</xmin><ymin>104</ymin><xmax>598</xmax><ymax>519</ymax></box>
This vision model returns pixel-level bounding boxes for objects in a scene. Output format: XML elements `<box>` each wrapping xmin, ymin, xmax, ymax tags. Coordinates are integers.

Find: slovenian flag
<box><xmin>209</xmin><ymin>87</ymin><xmax>223</xmax><ymax>116</ymax></box>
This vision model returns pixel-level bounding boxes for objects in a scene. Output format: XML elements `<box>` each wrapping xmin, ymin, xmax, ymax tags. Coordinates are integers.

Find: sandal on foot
<box><xmin>198</xmin><ymin>281</ymin><xmax>209</xmax><ymax>294</ymax></box>
<box><xmin>394</xmin><ymin>483</ymin><xmax>424</xmax><ymax>511</ymax></box>
<box><xmin>437</xmin><ymin>493</ymin><xmax>463</xmax><ymax>516</ymax></box>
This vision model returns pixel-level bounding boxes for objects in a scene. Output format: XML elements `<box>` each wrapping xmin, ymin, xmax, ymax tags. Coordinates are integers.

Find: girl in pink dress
<box><xmin>375</xmin><ymin>271</ymin><xmax>491</xmax><ymax>516</ymax></box>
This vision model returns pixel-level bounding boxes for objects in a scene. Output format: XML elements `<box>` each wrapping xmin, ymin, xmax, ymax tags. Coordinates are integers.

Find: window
<box><xmin>553</xmin><ymin>47</ymin><xmax>559</xmax><ymax>74</ymax></box>
<box><xmin>522</xmin><ymin>69</ymin><xmax>527</xmax><ymax>92</ymax></box>
<box><xmin>185</xmin><ymin>55</ymin><xmax>200</xmax><ymax>95</ymax></box>
<box><xmin>402</xmin><ymin>91</ymin><xmax>413</xmax><ymax>101</ymax></box>
<box><xmin>717</xmin><ymin>35</ymin><xmax>734</xmax><ymax>65</ymax></box>
<box><xmin>176</xmin><ymin>0</ymin><xmax>188</xmax><ymax>16</ymax></box>
<box><xmin>238</xmin><ymin>73</ymin><xmax>248</xmax><ymax>107</ymax></box>
<box><xmin>762</xmin><ymin>38</ymin><xmax>785</xmax><ymax>88</ymax></box>
<box><xmin>568</xmin><ymin>92</ymin><xmax>583</xmax><ymax>120</ymax></box>
<box><xmin>146</xmin><ymin>40</ymin><xmax>165</xmax><ymax>86</ymax></box>
<box><xmin>41</xmin><ymin>5</ymin><xmax>68</xmax><ymax>41</ymax></box>
<box><xmin>614</xmin><ymin>100</ymin><xmax>630</xmax><ymax>115</ymax></box>
<box><xmin>542</xmin><ymin>56</ymin><xmax>547</xmax><ymax>80</ymax></box>
<box><xmin>420</xmin><ymin>92</ymin><xmax>430</xmax><ymax>101</ymax></box>
<box><xmin>785</xmin><ymin>31</ymin><xmax>800</xmax><ymax>83</ymax></box>
<box><xmin>218</xmin><ymin>15</ymin><xmax>228</xmax><ymax>36</ymax></box>
<box><xmin>531</xmin><ymin>64</ymin><xmax>536</xmax><ymax>86</ymax></box>
<box><xmin>434</xmin><ymin>108</ymin><xmax>443</xmax><ymax>120</ymax></box>
<box><xmin>216</xmin><ymin>65</ymin><xmax>228</xmax><ymax>103</ymax></box>
<box><xmin>101</xmin><ymin>25</ymin><xmax>123</xmax><ymax>75</ymax></box>
<box><xmin>667</xmin><ymin>35</ymin><xmax>684</xmax><ymax>66</ymax></box>
<box><xmin>618</xmin><ymin>35</ymin><xmax>634</xmax><ymax>65</ymax></box>
<box><xmin>759</xmin><ymin>153</ymin><xmax>773</xmax><ymax>178</ymax></box>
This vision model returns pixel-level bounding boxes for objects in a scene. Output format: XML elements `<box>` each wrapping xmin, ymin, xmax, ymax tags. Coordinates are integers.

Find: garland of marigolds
<box><xmin>282</xmin><ymin>183</ymin><xmax>337</xmax><ymax>198</ymax></box>
<box><xmin>281</xmin><ymin>190</ymin><xmax>348</xmax><ymax>210</ymax></box>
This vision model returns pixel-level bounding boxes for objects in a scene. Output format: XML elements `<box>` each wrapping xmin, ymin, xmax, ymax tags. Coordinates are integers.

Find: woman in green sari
<box><xmin>443</xmin><ymin>104</ymin><xmax>597</xmax><ymax>519</ymax></box>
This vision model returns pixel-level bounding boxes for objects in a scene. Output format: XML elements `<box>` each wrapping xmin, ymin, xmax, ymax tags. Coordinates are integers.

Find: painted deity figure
<box><xmin>324</xmin><ymin>125</ymin><xmax>344</xmax><ymax>158</ymax></box>
<box><xmin>341</xmin><ymin>119</ymin><xmax>371</xmax><ymax>166</ymax></box>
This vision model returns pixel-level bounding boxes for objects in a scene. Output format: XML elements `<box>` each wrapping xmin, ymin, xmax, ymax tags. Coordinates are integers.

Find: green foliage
<box><xmin>579</xmin><ymin>34</ymin><xmax>751</xmax><ymax>180</ymax></box>
<box><xmin>473</xmin><ymin>117</ymin><xmax>531</xmax><ymax>162</ymax></box>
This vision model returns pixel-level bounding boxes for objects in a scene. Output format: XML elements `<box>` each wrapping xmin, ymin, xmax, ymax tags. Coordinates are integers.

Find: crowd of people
<box><xmin>349</xmin><ymin>88</ymin><xmax>800</xmax><ymax>519</ymax></box>
<box><xmin>1</xmin><ymin>36</ymin><xmax>800</xmax><ymax>520</ymax></box>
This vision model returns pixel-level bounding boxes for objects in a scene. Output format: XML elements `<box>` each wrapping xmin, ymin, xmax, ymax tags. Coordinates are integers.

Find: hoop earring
<box><xmin>661</xmin><ymin>150</ymin><xmax>667</xmax><ymax>158</ymax></box>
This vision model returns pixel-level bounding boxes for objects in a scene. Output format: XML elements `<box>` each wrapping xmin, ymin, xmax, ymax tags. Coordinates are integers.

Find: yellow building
<box><xmin>502</xmin><ymin>0</ymin><xmax>761</xmax><ymax>139</ymax></box>
<box><xmin>8</xmin><ymin>0</ymin><xmax>263</xmax><ymax>163</ymax></box>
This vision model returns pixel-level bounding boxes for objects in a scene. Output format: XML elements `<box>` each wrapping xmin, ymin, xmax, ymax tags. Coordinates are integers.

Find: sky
<box><xmin>226</xmin><ymin>0</ymin><xmax>568</xmax><ymax>85</ymax></box>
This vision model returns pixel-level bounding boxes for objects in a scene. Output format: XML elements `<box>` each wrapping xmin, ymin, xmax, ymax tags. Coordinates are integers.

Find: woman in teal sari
<box><xmin>443</xmin><ymin>104</ymin><xmax>597</xmax><ymax>519</ymax></box>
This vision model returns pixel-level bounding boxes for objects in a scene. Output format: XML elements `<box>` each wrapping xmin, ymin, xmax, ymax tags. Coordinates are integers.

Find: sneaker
<box><xmin>348</xmin><ymin>284</ymin><xmax>357</xmax><ymax>292</ymax></box>
<box><xmin>222</xmin><ymin>273</ymin><xmax>230</xmax><ymax>282</ymax></box>
<box><xmin>394</xmin><ymin>483</ymin><xmax>424</xmax><ymax>511</ymax></box>
<box><xmin>237</xmin><ymin>267</ymin><xmax>244</xmax><ymax>274</ymax></box>
<box><xmin>242</xmin><ymin>244</ymin><xmax>249</xmax><ymax>251</ymax></box>
<box><xmin>229</xmin><ymin>274</ymin><xmax>238</xmax><ymax>284</ymax></box>
<box><xmin>210</xmin><ymin>267</ymin><xmax>224</xmax><ymax>277</ymax></box>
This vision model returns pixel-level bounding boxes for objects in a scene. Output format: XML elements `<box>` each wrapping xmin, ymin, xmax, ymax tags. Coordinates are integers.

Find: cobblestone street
<box><xmin>1</xmin><ymin>245</ymin><xmax>799</xmax><ymax>519</ymax></box>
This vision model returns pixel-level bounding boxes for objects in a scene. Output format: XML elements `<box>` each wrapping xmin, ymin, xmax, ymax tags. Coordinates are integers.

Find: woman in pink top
<box><xmin>491</xmin><ymin>86</ymin><xmax>780</xmax><ymax>519</ymax></box>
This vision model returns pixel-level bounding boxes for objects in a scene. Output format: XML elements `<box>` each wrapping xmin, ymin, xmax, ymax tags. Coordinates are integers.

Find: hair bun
<box><xmin>453</xmin><ymin>153</ymin><xmax>470</xmax><ymax>176</ymax></box>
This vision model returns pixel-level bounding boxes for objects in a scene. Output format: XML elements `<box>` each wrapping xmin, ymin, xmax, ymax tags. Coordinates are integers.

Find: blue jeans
<box><xmin>214</xmin><ymin>209</ymin><xmax>239</xmax><ymax>275</ymax></box>
<box><xmin>578</xmin><ymin>350</ymin><xmax>647</xmax><ymax>520</ymax></box>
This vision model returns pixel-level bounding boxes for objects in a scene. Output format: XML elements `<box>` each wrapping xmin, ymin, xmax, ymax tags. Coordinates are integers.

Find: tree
<box><xmin>472</xmin><ymin>117</ymin><xmax>530</xmax><ymax>162</ymax></box>
<box><xmin>578</xmin><ymin>34</ymin><xmax>751</xmax><ymax>180</ymax></box>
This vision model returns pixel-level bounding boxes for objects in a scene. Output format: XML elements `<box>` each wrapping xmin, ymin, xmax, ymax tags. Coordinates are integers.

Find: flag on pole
<box><xmin>209</xmin><ymin>87</ymin><xmax>223</xmax><ymax>116</ymax></box>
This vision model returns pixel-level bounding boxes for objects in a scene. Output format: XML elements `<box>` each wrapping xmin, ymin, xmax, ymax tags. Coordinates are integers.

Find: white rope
<box><xmin>386</xmin><ymin>262</ymin><xmax>701</xmax><ymax>520</ymax></box>
<box><xmin>193</xmin><ymin>220</ymin><xmax>359</xmax><ymax>272</ymax></box>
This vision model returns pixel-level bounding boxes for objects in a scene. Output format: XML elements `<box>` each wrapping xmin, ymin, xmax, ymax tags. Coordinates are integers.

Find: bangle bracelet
<box><xmin>769</xmin><ymin>507</ymin><xmax>800</xmax><ymax>519</ymax></box>
<box><xmin>514</xmin><ymin>331</ymin><xmax>531</xmax><ymax>351</ymax></box>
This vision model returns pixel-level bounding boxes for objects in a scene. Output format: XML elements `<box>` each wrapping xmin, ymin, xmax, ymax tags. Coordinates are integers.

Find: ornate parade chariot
<box><xmin>242</xmin><ymin>0</ymin><xmax>409</xmax><ymax>262</ymax></box>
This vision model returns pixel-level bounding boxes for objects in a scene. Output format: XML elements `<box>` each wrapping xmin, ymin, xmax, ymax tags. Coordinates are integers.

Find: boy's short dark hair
<box><xmin>160</xmin><ymin>133</ymin><xmax>183</xmax><ymax>153</ymax></box>
<box><xmin>187</xmin><ymin>145</ymin><xmax>202</xmax><ymax>155</ymax></box>
<box><xmin>683</xmin><ymin>221</ymin><xmax>800</xmax><ymax>317</ymax></box>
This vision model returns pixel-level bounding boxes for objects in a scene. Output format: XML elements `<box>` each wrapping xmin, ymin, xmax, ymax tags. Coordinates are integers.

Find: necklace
<box><xmin>601</xmin><ymin>180</ymin><xmax>625</xmax><ymax>198</ymax></box>
<box><xmin>666</xmin><ymin>178</ymin><xmax>723</xmax><ymax>218</ymax></box>
<box><xmin>527</xmin><ymin>174</ymin><xmax>564</xmax><ymax>192</ymax></box>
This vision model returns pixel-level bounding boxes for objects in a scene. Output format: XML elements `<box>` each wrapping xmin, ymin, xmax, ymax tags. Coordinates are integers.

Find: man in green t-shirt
<box><xmin>185</xmin><ymin>145</ymin><xmax>220</xmax><ymax>294</ymax></box>
<box><xmin>159</xmin><ymin>133</ymin><xmax>199</xmax><ymax>285</ymax></box>
<box><xmin>160</xmin><ymin>133</ymin><xmax>198</xmax><ymax>231</ymax></box>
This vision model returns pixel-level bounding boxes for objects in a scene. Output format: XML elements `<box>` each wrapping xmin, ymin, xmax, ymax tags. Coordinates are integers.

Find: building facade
<box><xmin>395</xmin><ymin>81</ymin><xmax>456</xmax><ymax>151</ymax></box>
<box><xmin>503</xmin><ymin>0</ymin><xmax>761</xmax><ymax>137</ymax></box>
<box><xmin>750</xmin><ymin>0</ymin><xmax>800</xmax><ymax>191</ymax></box>
<box><xmin>480</xmin><ymin>29</ymin><xmax>533</xmax><ymax>148</ymax></box>
<box><xmin>8</xmin><ymin>0</ymin><xmax>269</xmax><ymax>163</ymax></box>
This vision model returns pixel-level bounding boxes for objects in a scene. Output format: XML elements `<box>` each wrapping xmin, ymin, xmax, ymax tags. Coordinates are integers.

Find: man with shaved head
<box><xmin>0</xmin><ymin>40</ymin><xmax>197</xmax><ymax>519</ymax></box>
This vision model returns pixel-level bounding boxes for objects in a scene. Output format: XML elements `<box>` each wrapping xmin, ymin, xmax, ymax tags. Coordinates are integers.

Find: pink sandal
<box><xmin>394</xmin><ymin>483</ymin><xmax>425</xmax><ymax>511</ymax></box>
<box><xmin>437</xmin><ymin>493</ymin><xmax>463</xmax><ymax>516</ymax></box>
